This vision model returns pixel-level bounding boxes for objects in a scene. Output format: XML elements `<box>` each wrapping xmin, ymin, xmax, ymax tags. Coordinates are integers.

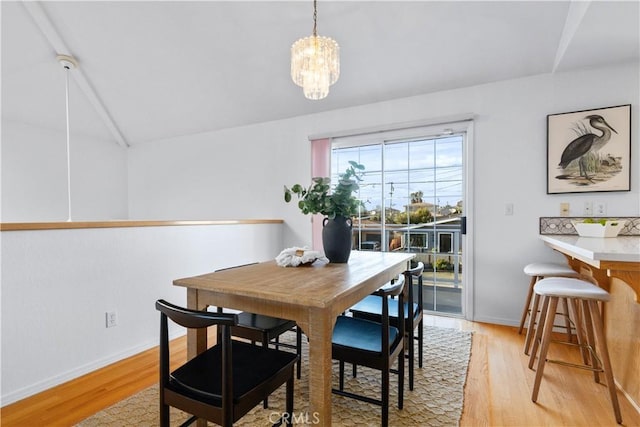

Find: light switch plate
<box><xmin>505</xmin><ymin>203</ymin><xmax>514</xmax><ymax>216</ymax></box>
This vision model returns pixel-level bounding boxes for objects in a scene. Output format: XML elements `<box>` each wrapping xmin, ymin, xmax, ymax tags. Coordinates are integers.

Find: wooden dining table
<box><xmin>173</xmin><ymin>250</ymin><xmax>415</xmax><ymax>426</ymax></box>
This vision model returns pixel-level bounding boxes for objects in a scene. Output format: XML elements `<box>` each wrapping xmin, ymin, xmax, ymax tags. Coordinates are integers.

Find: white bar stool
<box><xmin>520</xmin><ymin>262</ymin><xmax>579</xmax><ymax>354</ymax></box>
<box><xmin>528</xmin><ymin>277</ymin><xmax>622</xmax><ymax>425</ymax></box>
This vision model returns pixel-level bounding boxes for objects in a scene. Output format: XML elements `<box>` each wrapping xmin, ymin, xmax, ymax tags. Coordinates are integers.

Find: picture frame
<box><xmin>547</xmin><ymin>104</ymin><xmax>631</xmax><ymax>194</ymax></box>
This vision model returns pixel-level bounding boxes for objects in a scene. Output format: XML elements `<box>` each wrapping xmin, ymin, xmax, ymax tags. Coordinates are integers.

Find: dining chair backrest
<box><xmin>404</xmin><ymin>261</ymin><xmax>424</xmax><ymax>321</ymax></box>
<box><xmin>376</xmin><ymin>273</ymin><xmax>406</xmax><ymax>352</ymax></box>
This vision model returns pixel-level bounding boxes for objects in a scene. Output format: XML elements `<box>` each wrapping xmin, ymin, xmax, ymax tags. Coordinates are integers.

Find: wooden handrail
<box><xmin>0</xmin><ymin>219</ymin><xmax>283</xmax><ymax>232</ymax></box>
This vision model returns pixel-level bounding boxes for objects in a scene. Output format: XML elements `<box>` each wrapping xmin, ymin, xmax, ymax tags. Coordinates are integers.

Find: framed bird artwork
<box><xmin>547</xmin><ymin>104</ymin><xmax>631</xmax><ymax>194</ymax></box>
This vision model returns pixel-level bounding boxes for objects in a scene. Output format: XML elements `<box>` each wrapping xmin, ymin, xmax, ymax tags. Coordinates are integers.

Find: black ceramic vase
<box><xmin>322</xmin><ymin>215</ymin><xmax>353</xmax><ymax>263</ymax></box>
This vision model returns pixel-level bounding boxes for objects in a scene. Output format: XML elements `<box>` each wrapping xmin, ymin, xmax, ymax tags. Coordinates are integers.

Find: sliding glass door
<box><xmin>331</xmin><ymin>128</ymin><xmax>466</xmax><ymax>316</ymax></box>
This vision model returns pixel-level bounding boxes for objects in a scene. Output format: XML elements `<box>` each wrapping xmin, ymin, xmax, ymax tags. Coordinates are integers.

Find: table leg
<box><xmin>307</xmin><ymin>308</ymin><xmax>334</xmax><ymax>426</ymax></box>
<box><xmin>186</xmin><ymin>289</ymin><xmax>207</xmax><ymax>360</ymax></box>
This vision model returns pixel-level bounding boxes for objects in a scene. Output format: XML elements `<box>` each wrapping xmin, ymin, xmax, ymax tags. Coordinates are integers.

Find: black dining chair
<box><xmin>220</xmin><ymin>311</ymin><xmax>303</xmax><ymax>380</ymax></box>
<box><xmin>331</xmin><ymin>274</ymin><xmax>406</xmax><ymax>427</ymax></box>
<box><xmin>350</xmin><ymin>262</ymin><xmax>424</xmax><ymax>390</ymax></box>
<box><xmin>156</xmin><ymin>299</ymin><xmax>298</xmax><ymax>427</ymax></box>
<box><xmin>212</xmin><ymin>263</ymin><xmax>303</xmax><ymax>408</ymax></box>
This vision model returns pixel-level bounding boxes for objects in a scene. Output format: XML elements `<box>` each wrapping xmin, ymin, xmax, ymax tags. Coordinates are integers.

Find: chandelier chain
<box><xmin>312</xmin><ymin>0</ymin><xmax>318</xmax><ymax>37</ymax></box>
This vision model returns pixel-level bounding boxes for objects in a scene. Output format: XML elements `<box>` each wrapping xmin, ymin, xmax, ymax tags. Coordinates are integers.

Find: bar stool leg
<box><xmin>560</xmin><ymin>297</ymin><xmax>573</xmax><ymax>343</ymax></box>
<box><xmin>581</xmin><ymin>300</ymin><xmax>602</xmax><ymax>383</ymax></box>
<box><xmin>568</xmin><ymin>298</ymin><xmax>590</xmax><ymax>366</ymax></box>
<box><xmin>589</xmin><ymin>300</ymin><xmax>622</xmax><ymax>424</ymax></box>
<box><xmin>518</xmin><ymin>275</ymin><xmax>538</xmax><ymax>334</ymax></box>
<box><xmin>524</xmin><ymin>293</ymin><xmax>541</xmax><ymax>356</ymax></box>
<box><xmin>532</xmin><ymin>296</ymin><xmax>559</xmax><ymax>402</ymax></box>
<box><xmin>528</xmin><ymin>295</ymin><xmax>548</xmax><ymax>366</ymax></box>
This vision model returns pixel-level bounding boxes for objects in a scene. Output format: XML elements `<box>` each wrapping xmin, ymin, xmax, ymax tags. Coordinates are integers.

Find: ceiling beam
<box><xmin>552</xmin><ymin>0</ymin><xmax>592</xmax><ymax>73</ymax></box>
<box><xmin>22</xmin><ymin>1</ymin><xmax>130</xmax><ymax>148</ymax></box>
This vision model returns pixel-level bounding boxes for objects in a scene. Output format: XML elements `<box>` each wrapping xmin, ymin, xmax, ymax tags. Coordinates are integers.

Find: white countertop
<box><xmin>539</xmin><ymin>235</ymin><xmax>640</xmax><ymax>263</ymax></box>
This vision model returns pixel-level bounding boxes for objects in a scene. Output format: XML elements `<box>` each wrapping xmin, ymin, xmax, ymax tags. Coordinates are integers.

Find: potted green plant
<box><xmin>284</xmin><ymin>161</ymin><xmax>364</xmax><ymax>263</ymax></box>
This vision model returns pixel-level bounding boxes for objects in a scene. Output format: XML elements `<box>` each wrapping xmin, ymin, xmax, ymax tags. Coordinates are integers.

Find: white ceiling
<box><xmin>2</xmin><ymin>1</ymin><xmax>639</xmax><ymax>146</ymax></box>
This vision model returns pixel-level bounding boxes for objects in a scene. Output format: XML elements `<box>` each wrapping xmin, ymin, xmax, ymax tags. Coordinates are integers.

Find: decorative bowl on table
<box><xmin>572</xmin><ymin>219</ymin><xmax>627</xmax><ymax>238</ymax></box>
<box><xmin>295</xmin><ymin>249</ymin><xmax>317</xmax><ymax>266</ymax></box>
<box><xmin>275</xmin><ymin>247</ymin><xmax>327</xmax><ymax>267</ymax></box>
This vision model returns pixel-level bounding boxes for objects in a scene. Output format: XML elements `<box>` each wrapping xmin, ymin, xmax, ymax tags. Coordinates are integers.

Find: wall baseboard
<box><xmin>0</xmin><ymin>333</ymin><xmax>181</xmax><ymax>406</ymax></box>
<box><xmin>472</xmin><ymin>315</ymin><xmax>518</xmax><ymax>327</ymax></box>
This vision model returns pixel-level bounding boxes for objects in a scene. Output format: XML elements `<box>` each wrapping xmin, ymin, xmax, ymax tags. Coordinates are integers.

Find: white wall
<box><xmin>1</xmin><ymin>61</ymin><xmax>637</xmax><ymax>403</ymax></box>
<box><xmin>128</xmin><ymin>61</ymin><xmax>640</xmax><ymax>325</ymax></box>
<box><xmin>1</xmin><ymin>121</ymin><xmax>128</xmax><ymax>221</ymax></box>
<box><xmin>0</xmin><ymin>222</ymin><xmax>283</xmax><ymax>404</ymax></box>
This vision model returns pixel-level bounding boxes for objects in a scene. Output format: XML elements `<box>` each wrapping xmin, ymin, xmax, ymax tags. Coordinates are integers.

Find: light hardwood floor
<box><xmin>2</xmin><ymin>315</ymin><xmax>639</xmax><ymax>426</ymax></box>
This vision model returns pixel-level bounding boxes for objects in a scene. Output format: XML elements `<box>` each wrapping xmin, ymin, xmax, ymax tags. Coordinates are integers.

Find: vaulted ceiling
<box><xmin>2</xmin><ymin>1</ymin><xmax>638</xmax><ymax>147</ymax></box>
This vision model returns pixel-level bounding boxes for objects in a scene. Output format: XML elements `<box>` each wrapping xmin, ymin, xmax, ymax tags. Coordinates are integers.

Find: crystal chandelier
<box><xmin>291</xmin><ymin>0</ymin><xmax>339</xmax><ymax>100</ymax></box>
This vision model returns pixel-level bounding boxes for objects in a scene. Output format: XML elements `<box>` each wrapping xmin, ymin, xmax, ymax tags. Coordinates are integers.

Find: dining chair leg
<box><xmin>382</xmin><ymin>365</ymin><xmax>390</xmax><ymax>427</ymax></box>
<box><xmin>408</xmin><ymin>329</ymin><xmax>415</xmax><ymax>391</ymax></box>
<box><xmin>398</xmin><ymin>349</ymin><xmax>405</xmax><ymax>410</ymax></box>
<box><xmin>339</xmin><ymin>361</ymin><xmax>345</xmax><ymax>391</ymax></box>
<box><xmin>262</xmin><ymin>334</ymin><xmax>269</xmax><ymax>408</ymax></box>
<box><xmin>296</xmin><ymin>327</ymin><xmax>302</xmax><ymax>379</ymax></box>
<box><xmin>160</xmin><ymin>402</ymin><xmax>169</xmax><ymax>427</ymax></box>
<box><xmin>418</xmin><ymin>318</ymin><xmax>423</xmax><ymax>368</ymax></box>
<box><xmin>285</xmin><ymin>374</ymin><xmax>294</xmax><ymax>426</ymax></box>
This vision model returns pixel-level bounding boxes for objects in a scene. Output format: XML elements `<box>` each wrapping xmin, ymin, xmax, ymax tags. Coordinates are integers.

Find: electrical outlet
<box><xmin>105</xmin><ymin>311</ymin><xmax>118</xmax><ymax>328</ymax></box>
<box><xmin>595</xmin><ymin>202</ymin><xmax>606</xmax><ymax>216</ymax></box>
<box><xmin>560</xmin><ymin>203</ymin><xmax>570</xmax><ymax>217</ymax></box>
<box><xmin>583</xmin><ymin>201</ymin><xmax>593</xmax><ymax>216</ymax></box>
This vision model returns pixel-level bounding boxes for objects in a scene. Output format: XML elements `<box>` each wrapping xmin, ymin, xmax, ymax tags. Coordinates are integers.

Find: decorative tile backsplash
<box><xmin>540</xmin><ymin>217</ymin><xmax>640</xmax><ymax>236</ymax></box>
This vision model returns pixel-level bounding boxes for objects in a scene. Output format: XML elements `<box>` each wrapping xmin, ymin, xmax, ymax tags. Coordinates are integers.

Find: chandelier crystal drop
<box><xmin>291</xmin><ymin>0</ymin><xmax>339</xmax><ymax>100</ymax></box>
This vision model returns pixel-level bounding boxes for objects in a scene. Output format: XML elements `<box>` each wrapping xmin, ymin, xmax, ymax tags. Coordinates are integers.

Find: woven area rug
<box><xmin>77</xmin><ymin>324</ymin><xmax>472</xmax><ymax>426</ymax></box>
